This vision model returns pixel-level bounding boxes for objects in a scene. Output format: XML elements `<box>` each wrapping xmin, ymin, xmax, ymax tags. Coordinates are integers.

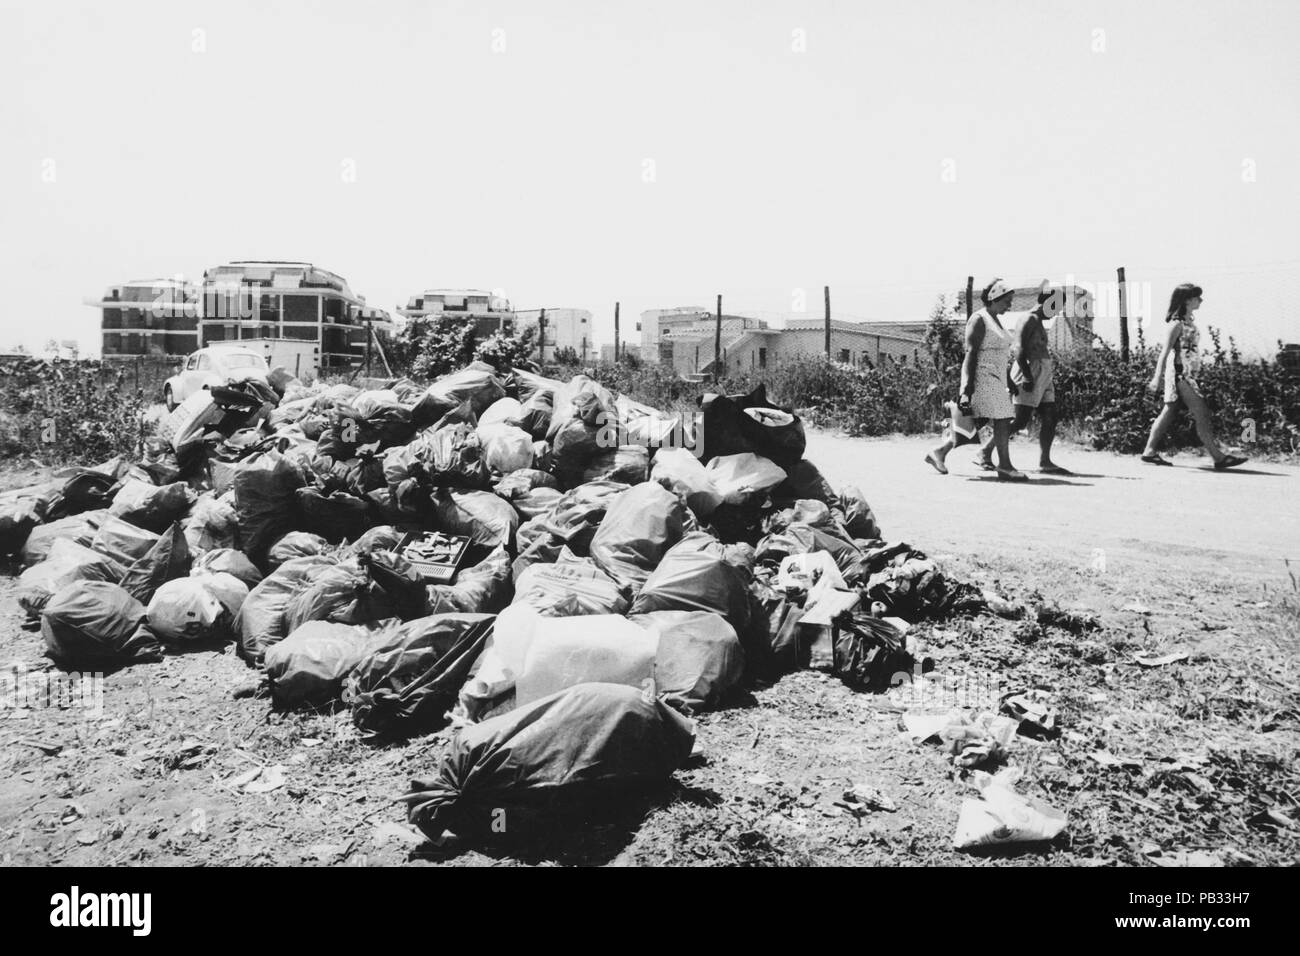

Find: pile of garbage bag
<box><xmin>3</xmin><ymin>362</ymin><xmax>992</xmax><ymax>841</ymax></box>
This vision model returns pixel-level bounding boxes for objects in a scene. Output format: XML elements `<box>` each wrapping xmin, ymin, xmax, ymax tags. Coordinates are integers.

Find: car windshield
<box><xmin>220</xmin><ymin>354</ymin><xmax>266</xmax><ymax>369</ymax></box>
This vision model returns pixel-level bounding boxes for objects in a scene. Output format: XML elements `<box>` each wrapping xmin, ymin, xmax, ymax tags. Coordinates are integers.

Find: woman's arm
<box><xmin>961</xmin><ymin>314</ymin><xmax>985</xmax><ymax>399</ymax></box>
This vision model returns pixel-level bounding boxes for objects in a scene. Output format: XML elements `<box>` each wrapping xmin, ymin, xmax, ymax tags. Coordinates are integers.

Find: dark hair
<box><xmin>1165</xmin><ymin>283</ymin><xmax>1203</xmax><ymax>322</ymax></box>
<box><xmin>980</xmin><ymin>279</ymin><xmax>1004</xmax><ymax>307</ymax></box>
<box><xmin>1036</xmin><ymin>285</ymin><xmax>1055</xmax><ymax>306</ymax></box>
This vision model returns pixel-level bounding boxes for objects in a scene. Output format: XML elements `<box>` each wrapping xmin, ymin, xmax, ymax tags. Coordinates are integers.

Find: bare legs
<box><xmin>980</xmin><ymin>404</ymin><xmax>1057</xmax><ymax>467</ymax></box>
<box><xmin>1144</xmin><ymin>381</ymin><xmax>1224</xmax><ymax>462</ymax></box>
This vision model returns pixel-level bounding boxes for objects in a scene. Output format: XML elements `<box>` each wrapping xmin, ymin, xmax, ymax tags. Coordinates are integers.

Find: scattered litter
<box><xmin>1000</xmin><ymin>690</ymin><xmax>1059</xmax><ymax>739</ymax></box>
<box><xmin>953</xmin><ymin>768</ymin><xmax>1067</xmax><ymax>850</ymax></box>
<box><xmin>1088</xmin><ymin>751</ymin><xmax>1143</xmax><ymax>770</ymax></box>
<box><xmin>1121</xmin><ymin>603</ymin><xmax>1152</xmax><ymax>615</ymax></box>
<box><xmin>1134</xmin><ymin>650</ymin><xmax>1192</xmax><ymax>667</ymax></box>
<box><xmin>242</xmin><ymin>764</ymin><xmax>287</xmax><ymax>794</ymax></box>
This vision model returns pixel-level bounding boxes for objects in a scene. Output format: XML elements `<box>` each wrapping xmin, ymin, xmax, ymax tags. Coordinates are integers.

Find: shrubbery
<box><xmin>0</xmin><ymin>359</ymin><xmax>153</xmax><ymax>464</ymax></box>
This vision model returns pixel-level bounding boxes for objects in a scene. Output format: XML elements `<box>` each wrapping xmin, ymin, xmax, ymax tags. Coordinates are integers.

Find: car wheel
<box><xmin>164</xmin><ymin>385</ymin><xmax>176</xmax><ymax>412</ymax></box>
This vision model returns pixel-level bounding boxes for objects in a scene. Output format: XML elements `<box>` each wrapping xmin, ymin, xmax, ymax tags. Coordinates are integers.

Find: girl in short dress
<box><xmin>1141</xmin><ymin>283</ymin><xmax>1247</xmax><ymax>469</ymax></box>
<box><xmin>925</xmin><ymin>278</ymin><xmax>1027</xmax><ymax>480</ymax></box>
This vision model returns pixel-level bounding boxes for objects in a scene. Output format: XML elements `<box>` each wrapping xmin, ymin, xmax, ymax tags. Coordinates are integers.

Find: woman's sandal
<box><xmin>995</xmin><ymin>467</ymin><xmax>1029</xmax><ymax>482</ymax></box>
<box><xmin>924</xmin><ymin>452</ymin><xmax>949</xmax><ymax>475</ymax></box>
<box><xmin>1141</xmin><ymin>453</ymin><xmax>1172</xmax><ymax>466</ymax></box>
<box><xmin>972</xmin><ymin>456</ymin><xmax>996</xmax><ymax>471</ymax></box>
<box><xmin>1214</xmin><ymin>454</ymin><xmax>1248</xmax><ymax>471</ymax></box>
<box><xmin>1038</xmin><ymin>463</ymin><xmax>1073</xmax><ymax>475</ymax></box>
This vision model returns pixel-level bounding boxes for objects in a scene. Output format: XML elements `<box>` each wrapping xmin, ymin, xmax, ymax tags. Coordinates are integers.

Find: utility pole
<box><xmin>538</xmin><ymin>308</ymin><xmax>547</xmax><ymax>365</ymax></box>
<box><xmin>824</xmin><ymin>285</ymin><xmax>831</xmax><ymax>359</ymax></box>
<box><xmin>714</xmin><ymin>294</ymin><xmax>722</xmax><ymax>383</ymax></box>
<box><xmin>614</xmin><ymin>301</ymin><xmax>620</xmax><ymax>362</ymax></box>
<box><xmin>966</xmin><ymin>276</ymin><xmax>974</xmax><ymax>319</ymax></box>
<box><xmin>1117</xmin><ymin>266</ymin><xmax>1130</xmax><ymax>361</ymax></box>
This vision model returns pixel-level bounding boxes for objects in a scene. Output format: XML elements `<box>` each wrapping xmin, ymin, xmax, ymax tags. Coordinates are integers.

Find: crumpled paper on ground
<box><xmin>901</xmin><ymin>709</ymin><xmax>1019</xmax><ymax>768</ymax></box>
<box><xmin>953</xmin><ymin>767</ymin><xmax>1068</xmax><ymax>849</ymax></box>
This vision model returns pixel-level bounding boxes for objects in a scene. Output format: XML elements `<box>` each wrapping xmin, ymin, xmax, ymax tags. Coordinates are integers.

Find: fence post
<box><xmin>1117</xmin><ymin>266</ymin><xmax>1130</xmax><ymax>361</ymax></box>
<box><xmin>824</xmin><ymin>285</ymin><xmax>831</xmax><ymax>359</ymax></box>
<box><xmin>714</xmin><ymin>295</ymin><xmax>722</xmax><ymax>383</ymax></box>
<box><xmin>539</xmin><ymin>308</ymin><xmax>547</xmax><ymax>365</ymax></box>
<box><xmin>614</xmin><ymin>302</ymin><xmax>620</xmax><ymax>362</ymax></box>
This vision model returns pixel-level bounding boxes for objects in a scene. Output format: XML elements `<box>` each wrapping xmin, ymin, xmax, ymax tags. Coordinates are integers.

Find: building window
<box><xmin>758</xmin><ymin>347</ymin><xmax>767</xmax><ymax>369</ymax></box>
<box><xmin>838</xmin><ymin>348</ymin><xmax>851</xmax><ymax>363</ymax></box>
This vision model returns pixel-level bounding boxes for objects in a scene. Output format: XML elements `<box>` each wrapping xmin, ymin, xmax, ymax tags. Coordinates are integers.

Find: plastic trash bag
<box><xmin>650</xmin><ymin>448</ymin><xmax>723</xmax><ymax>519</ymax></box>
<box><xmin>266</xmin><ymin>531</ymin><xmax>330</xmax><ymax>572</ymax></box>
<box><xmin>515</xmin><ymin>615</ymin><xmax>658</xmax><ymax>707</ymax></box>
<box><xmin>119</xmin><ymin>522</ymin><xmax>191</xmax><ymax>604</ymax></box>
<box><xmin>411</xmin><ymin>362</ymin><xmax>507</xmax><ymax>427</ymax></box>
<box><xmin>542</xmin><ymin>480</ymin><xmax>629</xmax><ymax>553</ymax></box>
<box><xmin>264</xmin><ymin>619</ymin><xmax>391</xmax><ymax>707</ymax></box>
<box><xmin>431</xmin><ymin>489</ymin><xmax>519</xmax><ymax>552</ymax></box>
<box><xmin>505</xmin><ymin>487</ymin><xmax>563</xmax><ymax>522</ymax></box>
<box><xmin>839</xmin><ymin>485</ymin><xmax>882</xmax><ymax>540</ymax></box>
<box><xmin>774</xmin><ymin>459</ymin><xmax>840</xmax><ymax>508</ymax></box>
<box><xmin>182</xmin><ymin>493</ymin><xmax>238</xmax><ymax>556</ymax></box>
<box><xmin>402</xmin><ymin>682</ymin><xmax>695</xmax><ymax>839</ymax></box>
<box><xmin>346</xmin><ymin>525</ymin><xmax>404</xmax><ymax>556</ymax></box>
<box><xmin>630</xmin><ymin>610</ymin><xmax>745</xmax><ymax>712</ymax></box>
<box><xmin>699</xmin><ymin>384</ymin><xmax>806</xmax><ymax>470</ymax></box>
<box><xmin>588</xmin><ymin>482</ymin><xmax>688</xmax><ymax>595</ymax></box>
<box><xmin>296</xmin><ymin>486</ymin><xmax>370</xmax><ymax>544</ymax></box>
<box><xmin>550</xmin><ymin>418</ymin><xmax>602</xmax><ymax>486</ymax></box>
<box><xmin>630</xmin><ymin>532</ymin><xmax>752</xmax><ymax>633</ymax></box>
<box><xmin>17</xmin><ymin>540</ymin><xmax>125</xmax><ymax>617</ymax></box>
<box><xmin>425</xmin><ymin>546</ymin><xmax>513</xmax><ymax>615</ymax></box>
<box><xmin>236</xmin><ymin>554</ymin><xmax>339</xmax><ymax>664</ymax></box>
<box><xmin>344</xmin><ymin>613</ymin><xmax>495</xmax><ymax>741</ymax></box>
<box><xmin>233</xmin><ymin>449</ymin><xmax>306</xmax><ymax>567</ymax></box>
<box><xmin>191</xmin><ymin>548</ymin><xmax>262</xmax><ymax>588</ymax></box>
<box><xmin>478</xmin><ymin>422</ymin><xmax>535</xmax><ymax>473</ymax></box>
<box><xmin>494</xmin><ymin>468</ymin><xmax>558</xmax><ymax>497</ymax></box>
<box><xmin>196</xmin><ymin>570</ymin><xmax>250</xmax><ymax>619</ymax></box>
<box><xmin>21</xmin><ymin>510</ymin><xmax>108</xmax><ymax>566</ymax></box>
<box><xmin>704</xmin><ymin>453</ymin><xmax>787</xmax><ymax>504</ymax></box>
<box><xmin>478</xmin><ymin>397</ymin><xmax>524</xmax><ymax>429</ymax></box>
<box><xmin>513</xmin><ymin>557</ymin><xmax>629</xmax><ymax>616</ymax></box>
<box><xmin>282</xmin><ymin>559</ymin><xmax>372</xmax><ymax>634</ymax></box>
<box><xmin>516</xmin><ymin>388</ymin><xmax>553</xmax><ymax>440</ymax></box>
<box><xmin>0</xmin><ymin>499</ymin><xmax>44</xmax><ymax>556</ymax></box>
<box><xmin>581</xmin><ymin>445</ymin><xmax>649</xmax><ymax>485</ymax></box>
<box><xmin>385</xmin><ymin>418</ymin><xmax>491</xmax><ymax>493</ymax></box>
<box><xmin>91</xmin><ymin>515</ymin><xmax>160</xmax><ymax>567</ymax></box>
<box><xmin>41</xmin><ymin>581</ymin><xmax>161</xmax><ymax>667</ymax></box>
<box><xmin>109</xmin><ymin>479</ymin><xmax>196</xmax><ymax>533</ymax></box>
<box><xmin>831</xmin><ymin>613</ymin><xmax>911</xmax><ymax>691</ymax></box>
<box><xmin>146</xmin><ymin>577</ymin><xmax>232</xmax><ymax>643</ymax></box>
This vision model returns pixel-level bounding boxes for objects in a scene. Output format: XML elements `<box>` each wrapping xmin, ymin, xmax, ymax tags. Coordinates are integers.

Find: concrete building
<box><xmin>92</xmin><ymin>261</ymin><xmax>388</xmax><ymax>371</ymax></box>
<box><xmin>640</xmin><ymin>308</ymin><xmax>926</xmax><ymax>377</ymax></box>
<box><xmin>515</xmin><ymin>308</ymin><xmax>595</xmax><ymax>363</ymax></box>
<box><xmin>398</xmin><ymin>288</ymin><xmax>515</xmax><ymax>338</ymax></box>
<box><xmin>951</xmin><ymin>284</ymin><xmax>1096</xmax><ymax>352</ymax></box>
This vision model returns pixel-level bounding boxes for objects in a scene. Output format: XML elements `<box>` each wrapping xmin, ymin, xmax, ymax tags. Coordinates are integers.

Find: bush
<box><xmin>0</xmin><ymin>358</ymin><xmax>154</xmax><ymax>464</ymax></box>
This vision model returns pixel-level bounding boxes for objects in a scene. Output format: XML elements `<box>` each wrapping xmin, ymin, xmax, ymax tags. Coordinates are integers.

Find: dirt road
<box><xmin>805</xmin><ymin>432</ymin><xmax>1300</xmax><ymax>585</ymax></box>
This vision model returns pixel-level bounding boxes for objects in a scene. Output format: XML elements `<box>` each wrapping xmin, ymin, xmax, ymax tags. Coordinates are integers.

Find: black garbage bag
<box><xmin>749</xmin><ymin>585</ymin><xmax>806</xmax><ymax>678</ymax></box>
<box><xmin>17</xmin><ymin>540</ymin><xmax>126</xmax><ymax>617</ymax></box>
<box><xmin>494</xmin><ymin>468</ymin><xmax>558</xmax><ymax>497</ymax></box>
<box><xmin>236</xmin><ymin>554</ymin><xmax>338</xmax><ymax>664</ymax></box>
<box><xmin>362</xmin><ymin>549</ymin><xmax>431</xmax><ymax>621</ymax></box>
<box><xmin>90</xmin><ymin>515</ymin><xmax>160</xmax><ymax>567</ymax></box>
<box><xmin>756</xmin><ymin>522</ymin><xmax>861</xmax><ymax>576</ymax></box>
<box><xmin>510</xmin><ymin>367</ymin><xmax>563</xmax><ymax>404</ymax></box>
<box><xmin>109</xmin><ymin>479</ymin><xmax>196</xmax><ymax>533</ymax></box>
<box><xmin>192</xmin><ymin>548</ymin><xmax>263</xmax><ymax>588</ymax></box>
<box><xmin>411</xmin><ymin>362</ymin><xmax>506</xmax><ymax>427</ymax></box>
<box><xmin>296</xmin><ymin>487</ymin><xmax>370</xmax><ymax>544</ymax></box>
<box><xmin>513</xmin><ymin>557</ymin><xmax>629</xmax><ymax>616</ymax></box>
<box><xmin>347</xmin><ymin>525</ymin><xmax>404</xmax><ymax>555</ymax></box>
<box><xmin>233</xmin><ymin>449</ymin><xmax>306</xmax><ymax>567</ymax></box>
<box><xmin>0</xmin><ymin>500</ymin><xmax>43</xmax><ymax>555</ymax></box>
<box><xmin>264</xmin><ymin>620</ymin><xmax>392</xmax><ymax>707</ymax></box>
<box><xmin>266</xmin><ymin>531</ymin><xmax>330</xmax><ymax>572</ymax></box>
<box><xmin>431</xmin><ymin>489</ymin><xmax>519</xmax><ymax>554</ymax></box>
<box><xmin>550</xmin><ymin>419</ymin><xmax>602</xmax><ymax>487</ymax></box>
<box><xmin>699</xmin><ymin>384</ymin><xmax>805</xmax><ymax>470</ymax></box>
<box><xmin>311</xmin><ymin>452</ymin><xmax>387</xmax><ymax>498</ymax></box>
<box><xmin>629</xmin><ymin>532</ymin><xmax>753</xmax><ymax>633</ymax></box>
<box><xmin>385</xmin><ymin>419</ymin><xmax>490</xmax><ymax>494</ymax></box>
<box><xmin>542</xmin><ymin>480</ymin><xmax>629</xmax><ymax>555</ymax></box>
<box><xmin>516</xmin><ymin>387</ymin><xmax>553</xmax><ymax>440</ymax></box>
<box><xmin>119</xmin><ymin>522</ymin><xmax>191</xmax><ymax>604</ymax></box>
<box><xmin>282</xmin><ymin>559</ymin><xmax>372</xmax><ymax>634</ymax></box>
<box><xmin>343</xmin><ymin>613</ymin><xmax>495</xmax><ymax>741</ymax></box>
<box><xmin>401</xmin><ymin>682</ymin><xmax>696</xmax><ymax>839</ymax></box>
<box><xmin>20</xmin><ymin>510</ymin><xmax>108</xmax><ymax>566</ymax></box>
<box><xmin>839</xmin><ymin>484</ymin><xmax>882</xmax><ymax>540</ymax></box>
<box><xmin>831</xmin><ymin>613</ymin><xmax>912</xmax><ymax>691</ymax></box>
<box><xmin>426</xmin><ymin>546</ymin><xmax>513</xmax><ymax>614</ymax></box>
<box><xmin>630</xmin><ymin>610</ymin><xmax>746</xmax><ymax>712</ymax></box>
<box><xmin>581</xmin><ymin>445</ymin><xmax>650</xmax><ymax>485</ymax></box>
<box><xmin>774</xmin><ymin>459</ymin><xmax>840</xmax><ymax>509</ymax></box>
<box><xmin>588</xmin><ymin>483</ymin><xmax>688</xmax><ymax>596</ymax></box>
<box><xmin>41</xmin><ymin>581</ymin><xmax>162</xmax><ymax>668</ymax></box>
<box><xmin>57</xmin><ymin>469</ymin><xmax>120</xmax><ymax>517</ymax></box>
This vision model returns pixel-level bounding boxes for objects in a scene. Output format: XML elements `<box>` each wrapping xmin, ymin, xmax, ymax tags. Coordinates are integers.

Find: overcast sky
<box><xmin>3</xmin><ymin>0</ymin><xmax>1297</xmax><ymax>356</ymax></box>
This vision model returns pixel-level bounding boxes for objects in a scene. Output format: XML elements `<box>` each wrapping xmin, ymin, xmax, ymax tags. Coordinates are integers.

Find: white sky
<box><xmin>2</xmin><ymin>0</ymin><xmax>1298</xmax><ymax>357</ymax></box>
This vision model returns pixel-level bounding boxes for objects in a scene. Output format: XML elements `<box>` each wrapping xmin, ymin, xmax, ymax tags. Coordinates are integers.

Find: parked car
<box><xmin>163</xmin><ymin>346</ymin><xmax>269</xmax><ymax>411</ymax></box>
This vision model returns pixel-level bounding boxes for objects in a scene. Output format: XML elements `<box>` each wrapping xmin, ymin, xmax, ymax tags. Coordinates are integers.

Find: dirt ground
<box><xmin>1</xmin><ymin>434</ymin><xmax>1296</xmax><ymax>867</ymax></box>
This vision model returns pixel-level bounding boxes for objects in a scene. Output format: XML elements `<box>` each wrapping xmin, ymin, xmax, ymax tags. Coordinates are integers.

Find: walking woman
<box><xmin>1141</xmin><ymin>283</ymin><xmax>1247</xmax><ymax>469</ymax></box>
<box><xmin>926</xmin><ymin>278</ymin><xmax>1027</xmax><ymax>481</ymax></box>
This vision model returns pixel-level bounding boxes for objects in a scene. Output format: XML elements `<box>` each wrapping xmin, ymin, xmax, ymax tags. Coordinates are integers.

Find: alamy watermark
<box><xmin>0</xmin><ymin>663</ymin><xmax>104</xmax><ymax>718</ymax></box>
